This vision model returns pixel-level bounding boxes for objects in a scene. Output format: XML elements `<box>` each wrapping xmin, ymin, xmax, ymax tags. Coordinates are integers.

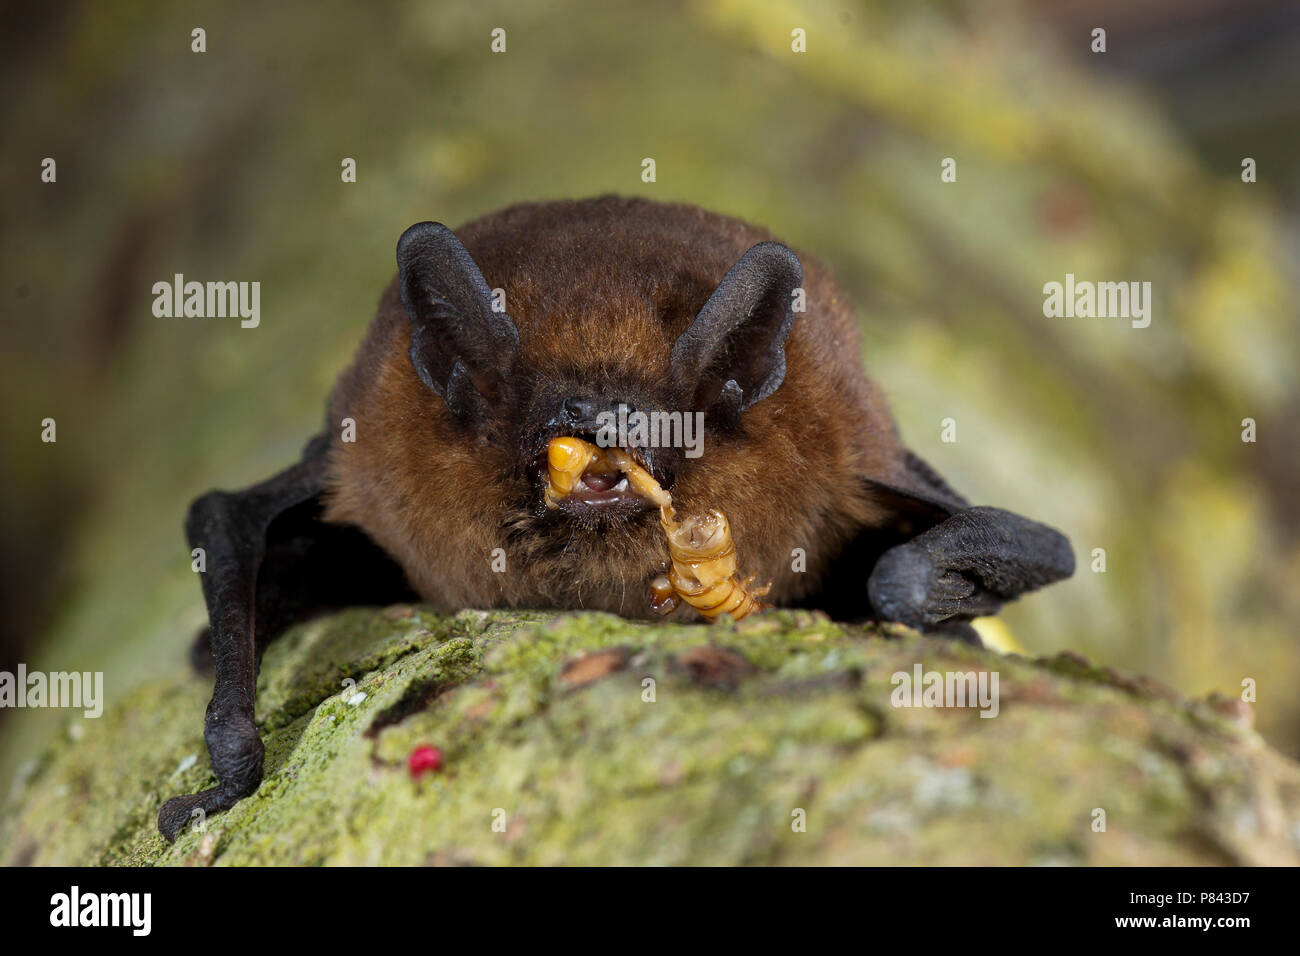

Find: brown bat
<box><xmin>158</xmin><ymin>197</ymin><xmax>1073</xmax><ymax>839</ymax></box>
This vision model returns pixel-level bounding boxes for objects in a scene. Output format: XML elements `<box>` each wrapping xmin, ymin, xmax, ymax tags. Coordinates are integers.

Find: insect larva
<box><xmin>543</xmin><ymin>437</ymin><xmax>610</xmax><ymax>509</ymax></box>
<box><xmin>660</xmin><ymin>509</ymin><xmax>770</xmax><ymax>622</ymax></box>
<box><xmin>649</xmin><ymin>574</ymin><xmax>680</xmax><ymax>615</ymax></box>
<box><xmin>602</xmin><ymin>447</ymin><xmax>672</xmax><ymax>510</ymax></box>
<box><xmin>543</xmin><ymin>437</ymin><xmax>770</xmax><ymax>621</ymax></box>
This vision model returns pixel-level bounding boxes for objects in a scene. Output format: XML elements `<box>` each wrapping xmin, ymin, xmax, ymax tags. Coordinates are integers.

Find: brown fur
<box><xmin>322</xmin><ymin>197</ymin><xmax>906</xmax><ymax>619</ymax></box>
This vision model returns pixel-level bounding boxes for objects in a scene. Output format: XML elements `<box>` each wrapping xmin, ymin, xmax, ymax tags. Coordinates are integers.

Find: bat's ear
<box><xmin>397</xmin><ymin>221</ymin><xmax>519</xmax><ymax>423</ymax></box>
<box><xmin>670</xmin><ymin>241</ymin><xmax>802</xmax><ymax>425</ymax></box>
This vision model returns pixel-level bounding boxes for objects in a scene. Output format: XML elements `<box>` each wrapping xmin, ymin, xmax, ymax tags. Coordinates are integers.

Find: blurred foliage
<box><xmin>2</xmin><ymin>0</ymin><xmax>1297</xmax><ymax>787</ymax></box>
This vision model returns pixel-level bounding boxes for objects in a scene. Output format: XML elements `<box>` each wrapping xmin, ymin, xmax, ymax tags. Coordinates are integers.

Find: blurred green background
<box><xmin>2</xmin><ymin>0</ymin><xmax>1298</xmax><ymax>788</ymax></box>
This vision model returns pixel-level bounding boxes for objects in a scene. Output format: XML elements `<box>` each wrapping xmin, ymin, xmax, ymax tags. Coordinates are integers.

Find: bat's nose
<box><xmin>562</xmin><ymin>397</ymin><xmax>597</xmax><ymax>424</ymax></box>
<box><xmin>561</xmin><ymin>397</ymin><xmax>635</xmax><ymax>430</ymax></box>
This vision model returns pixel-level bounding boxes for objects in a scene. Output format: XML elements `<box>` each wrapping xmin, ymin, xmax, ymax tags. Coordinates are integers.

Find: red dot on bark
<box><xmin>408</xmin><ymin>744</ymin><xmax>443</xmax><ymax>777</ymax></box>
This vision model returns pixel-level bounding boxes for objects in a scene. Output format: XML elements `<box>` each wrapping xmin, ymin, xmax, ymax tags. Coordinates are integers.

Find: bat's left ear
<box><xmin>670</xmin><ymin>241</ymin><xmax>802</xmax><ymax>424</ymax></box>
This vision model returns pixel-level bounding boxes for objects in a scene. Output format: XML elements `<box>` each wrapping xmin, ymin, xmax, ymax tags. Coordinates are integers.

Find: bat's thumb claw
<box><xmin>867</xmin><ymin>543</ymin><xmax>935</xmax><ymax>628</ymax></box>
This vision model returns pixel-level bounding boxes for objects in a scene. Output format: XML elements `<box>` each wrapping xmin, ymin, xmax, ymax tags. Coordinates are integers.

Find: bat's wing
<box><xmin>157</xmin><ymin>433</ymin><xmax>416</xmax><ymax>841</ymax></box>
<box><xmin>860</xmin><ymin>450</ymin><xmax>968</xmax><ymax>531</ymax></box>
<box><xmin>799</xmin><ymin>449</ymin><xmax>1074</xmax><ymax>642</ymax></box>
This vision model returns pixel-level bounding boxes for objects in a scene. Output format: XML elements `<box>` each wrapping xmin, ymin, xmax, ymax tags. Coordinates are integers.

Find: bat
<box><xmin>157</xmin><ymin>196</ymin><xmax>1074</xmax><ymax>840</ymax></box>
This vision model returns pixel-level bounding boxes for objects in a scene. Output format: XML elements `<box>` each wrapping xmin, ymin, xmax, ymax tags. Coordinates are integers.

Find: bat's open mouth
<box><xmin>561</xmin><ymin>462</ymin><xmax>635</xmax><ymax>506</ymax></box>
<box><xmin>537</xmin><ymin>436</ymin><xmax>667</xmax><ymax>516</ymax></box>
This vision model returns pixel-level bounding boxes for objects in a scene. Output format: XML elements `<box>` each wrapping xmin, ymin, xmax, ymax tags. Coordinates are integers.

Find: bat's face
<box><xmin>393</xmin><ymin>222</ymin><xmax>806</xmax><ymax>561</ymax></box>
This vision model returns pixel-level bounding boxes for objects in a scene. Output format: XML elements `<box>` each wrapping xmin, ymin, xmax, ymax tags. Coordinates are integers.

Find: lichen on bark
<box><xmin>2</xmin><ymin>608</ymin><xmax>1298</xmax><ymax>866</ymax></box>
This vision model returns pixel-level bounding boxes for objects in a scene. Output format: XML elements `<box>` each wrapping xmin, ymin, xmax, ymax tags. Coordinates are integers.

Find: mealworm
<box><xmin>543</xmin><ymin>437</ymin><xmax>608</xmax><ymax>509</ymax></box>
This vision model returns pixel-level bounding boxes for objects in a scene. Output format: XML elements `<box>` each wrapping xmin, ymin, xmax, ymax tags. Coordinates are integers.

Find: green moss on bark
<box><xmin>3</xmin><ymin>608</ymin><xmax>1298</xmax><ymax>866</ymax></box>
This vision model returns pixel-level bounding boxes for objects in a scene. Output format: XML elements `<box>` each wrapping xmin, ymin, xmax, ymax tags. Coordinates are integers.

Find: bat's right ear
<box><xmin>397</xmin><ymin>221</ymin><xmax>519</xmax><ymax>423</ymax></box>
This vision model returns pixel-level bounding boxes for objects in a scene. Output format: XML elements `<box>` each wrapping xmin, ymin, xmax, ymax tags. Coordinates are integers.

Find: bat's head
<box><xmin>394</xmin><ymin>219</ymin><xmax>803</xmax><ymax>545</ymax></box>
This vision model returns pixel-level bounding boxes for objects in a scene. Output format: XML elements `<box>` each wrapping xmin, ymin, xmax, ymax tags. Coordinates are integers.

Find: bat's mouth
<box><xmin>533</xmin><ymin>435</ymin><xmax>667</xmax><ymax>518</ymax></box>
<box><xmin>562</xmin><ymin>464</ymin><xmax>635</xmax><ymax>505</ymax></box>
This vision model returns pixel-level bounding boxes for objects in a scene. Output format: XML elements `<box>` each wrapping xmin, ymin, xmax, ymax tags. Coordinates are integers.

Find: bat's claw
<box><xmin>157</xmin><ymin>786</ymin><xmax>238</xmax><ymax>842</ymax></box>
<box><xmin>159</xmin><ymin>710</ymin><xmax>265</xmax><ymax>841</ymax></box>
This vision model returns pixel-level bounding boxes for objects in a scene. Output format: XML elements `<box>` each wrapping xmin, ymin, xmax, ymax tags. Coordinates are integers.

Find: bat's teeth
<box><xmin>613</xmin><ymin>476</ymin><xmax>629</xmax><ymax>491</ymax></box>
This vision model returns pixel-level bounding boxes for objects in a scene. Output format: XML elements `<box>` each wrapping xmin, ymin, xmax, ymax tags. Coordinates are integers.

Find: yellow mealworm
<box><xmin>543</xmin><ymin>437</ymin><xmax>770</xmax><ymax>621</ymax></box>
<box><xmin>661</xmin><ymin>509</ymin><xmax>770</xmax><ymax>622</ymax></box>
<box><xmin>544</xmin><ymin>437</ymin><xmax>610</xmax><ymax>509</ymax></box>
<box><xmin>603</xmin><ymin>447</ymin><xmax>672</xmax><ymax>510</ymax></box>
